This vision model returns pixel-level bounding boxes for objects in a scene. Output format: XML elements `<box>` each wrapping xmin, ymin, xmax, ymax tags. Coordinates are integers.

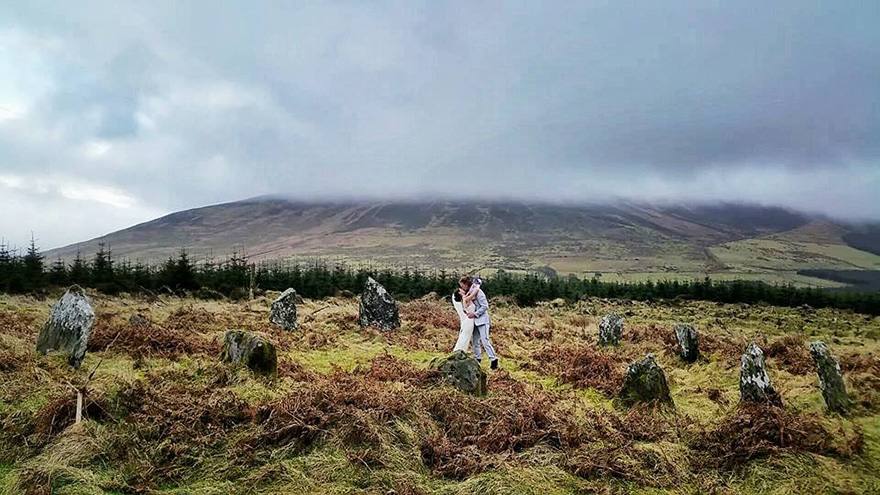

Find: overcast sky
<box><xmin>1</xmin><ymin>1</ymin><xmax>878</xmax><ymax>249</ymax></box>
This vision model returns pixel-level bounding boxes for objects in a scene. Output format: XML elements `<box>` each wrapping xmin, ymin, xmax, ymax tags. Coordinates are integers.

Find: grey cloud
<box><xmin>0</xmin><ymin>0</ymin><xmax>878</xmax><ymax>248</ymax></box>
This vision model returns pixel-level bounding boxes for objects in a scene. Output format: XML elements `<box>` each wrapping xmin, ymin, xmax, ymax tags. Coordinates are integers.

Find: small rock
<box><xmin>221</xmin><ymin>330</ymin><xmax>277</xmax><ymax>375</ymax></box>
<box><xmin>598</xmin><ymin>314</ymin><xmax>623</xmax><ymax>346</ymax></box>
<box><xmin>419</xmin><ymin>291</ymin><xmax>440</xmax><ymax>301</ymax></box>
<box><xmin>36</xmin><ymin>285</ymin><xmax>95</xmax><ymax>369</ymax></box>
<box><xmin>195</xmin><ymin>288</ymin><xmax>226</xmax><ymax>300</ymax></box>
<box><xmin>673</xmin><ymin>323</ymin><xmax>700</xmax><ymax>363</ymax></box>
<box><xmin>129</xmin><ymin>314</ymin><xmax>150</xmax><ymax>327</ymax></box>
<box><xmin>739</xmin><ymin>343</ymin><xmax>782</xmax><ymax>406</ymax></box>
<box><xmin>270</xmin><ymin>288</ymin><xmax>299</xmax><ymax>330</ymax></box>
<box><xmin>429</xmin><ymin>350</ymin><xmax>487</xmax><ymax>396</ymax></box>
<box><xmin>809</xmin><ymin>341</ymin><xmax>850</xmax><ymax>414</ymax></box>
<box><xmin>617</xmin><ymin>353</ymin><xmax>673</xmax><ymax>407</ymax></box>
<box><xmin>358</xmin><ymin>277</ymin><xmax>400</xmax><ymax>330</ymax></box>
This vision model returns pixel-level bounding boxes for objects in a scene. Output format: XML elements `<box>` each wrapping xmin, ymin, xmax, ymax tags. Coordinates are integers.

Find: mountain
<box><xmin>46</xmin><ymin>197</ymin><xmax>880</xmax><ymax>288</ymax></box>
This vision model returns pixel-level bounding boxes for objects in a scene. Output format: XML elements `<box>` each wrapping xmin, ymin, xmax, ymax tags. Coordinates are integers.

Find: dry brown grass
<box><xmin>0</xmin><ymin>347</ymin><xmax>29</xmax><ymax>373</ymax></box>
<box><xmin>32</xmin><ymin>393</ymin><xmax>111</xmax><ymax>441</ymax></box>
<box><xmin>256</xmin><ymin>369</ymin><xmax>411</xmax><ymax>451</ymax></box>
<box><xmin>88</xmin><ymin>312</ymin><xmax>220</xmax><ymax>360</ymax></box>
<box><xmin>163</xmin><ymin>305</ymin><xmax>222</xmax><ymax>334</ymax></box>
<box><xmin>850</xmin><ymin>374</ymin><xmax>880</xmax><ymax>412</ymax></box>
<box><xmin>526</xmin><ymin>344</ymin><xmax>627</xmax><ymax>395</ymax></box>
<box><xmin>690</xmin><ymin>404</ymin><xmax>861</xmax><ymax>469</ymax></box>
<box><xmin>764</xmin><ymin>335</ymin><xmax>815</xmax><ymax>375</ymax></box>
<box><xmin>358</xmin><ymin>353</ymin><xmax>439</xmax><ymax>385</ymax></box>
<box><xmin>418</xmin><ymin>384</ymin><xmax>580</xmax><ymax>479</ymax></box>
<box><xmin>400</xmin><ymin>298</ymin><xmax>459</xmax><ymax>333</ymax></box>
<box><xmin>109</xmin><ymin>367</ymin><xmax>255</xmax><ymax>485</ymax></box>
<box><xmin>0</xmin><ymin>308</ymin><xmax>38</xmax><ymax>340</ymax></box>
<box><xmin>700</xmin><ymin>332</ymin><xmax>743</xmax><ymax>366</ymax></box>
<box><xmin>840</xmin><ymin>351</ymin><xmax>880</xmax><ymax>375</ymax></box>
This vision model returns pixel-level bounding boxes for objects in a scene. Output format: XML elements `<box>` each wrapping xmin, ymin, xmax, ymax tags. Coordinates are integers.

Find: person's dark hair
<box><xmin>453</xmin><ymin>290</ymin><xmax>462</xmax><ymax>302</ymax></box>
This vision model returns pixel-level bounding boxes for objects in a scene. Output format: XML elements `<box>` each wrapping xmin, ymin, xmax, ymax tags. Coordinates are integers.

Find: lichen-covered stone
<box><xmin>36</xmin><ymin>285</ymin><xmax>95</xmax><ymax>369</ymax></box>
<box><xmin>739</xmin><ymin>343</ymin><xmax>782</xmax><ymax>406</ymax></box>
<box><xmin>809</xmin><ymin>341</ymin><xmax>850</xmax><ymax>414</ymax></box>
<box><xmin>221</xmin><ymin>330</ymin><xmax>277</xmax><ymax>375</ymax></box>
<box><xmin>358</xmin><ymin>277</ymin><xmax>400</xmax><ymax>330</ymax></box>
<box><xmin>617</xmin><ymin>353</ymin><xmax>673</xmax><ymax>407</ymax></box>
<box><xmin>598</xmin><ymin>314</ymin><xmax>623</xmax><ymax>346</ymax></box>
<box><xmin>270</xmin><ymin>288</ymin><xmax>299</xmax><ymax>330</ymax></box>
<box><xmin>429</xmin><ymin>350</ymin><xmax>487</xmax><ymax>396</ymax></box>
<box><xmin>673</xmin><ymin>323</ymin><xmax>700</xmax><ymax>363</ymax></box>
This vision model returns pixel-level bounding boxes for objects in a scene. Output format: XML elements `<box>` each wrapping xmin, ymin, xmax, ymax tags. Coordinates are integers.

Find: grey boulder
<box><xmin>673</xmin><ymin>323</ymin><xmax>700</xmax><ymax>363</ymax></box>
<box><xmin>270</xmin><ymin>288</ymin><xmax>299</xmax><ymax>330</ymax></box>
<box><xmin>36</xmin><ymin>285</ymin><xmax>95</xmax><ymax>369</ymax></box>
<box><xmin>221</xmin><ymin>329</ymin><xmax>277</xmax><ymax>375</ymax></box>
<box><xmin>598</xmin><ymin>314</ymin><xmax>623</xmax><ymax>346</ymax></box>
<box><xmin>739</xmin><ymin>343</ymin><xmax>782</xmax><ymax>406</ymax></box>
<box><xmin>429</xmin><ymin>350</ymin><xmax>487</xmax><ymax>396</ymax></box>
<box><xmin>358</xmin><ymin>277</ymin><xmax>400</xmax><ymax>330</ymax></box>
<box><xmin>617</xmin><ymin>353</ymin><xmax>673</xmax><ymax>408</ymax></box>
<box><xmin>809</xmin><ymin>341</ymin><xmax>850</xmax><ymax>414</ymax></box>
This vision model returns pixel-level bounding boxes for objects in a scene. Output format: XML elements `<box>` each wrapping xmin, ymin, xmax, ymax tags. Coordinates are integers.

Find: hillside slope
<box><xmin>47</xmin><ymin>198</ymin><xmax>880</xmax><ymax>287</ymax></box>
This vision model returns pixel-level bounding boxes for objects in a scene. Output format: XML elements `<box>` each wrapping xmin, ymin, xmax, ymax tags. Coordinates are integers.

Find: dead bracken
<box><xmin>528</xmin><ymin>344</ymin><xmax>627</xmax><ymax>395</ymax></box>
<box><xmin>690</xmin><ymin>404</ymin><xmax>862</xmax><ymax>469</ymax></box>
<box><xmin>88</xmin><ymin>312</ymin><xmax>219</xmax><ymax>359</ymax></box>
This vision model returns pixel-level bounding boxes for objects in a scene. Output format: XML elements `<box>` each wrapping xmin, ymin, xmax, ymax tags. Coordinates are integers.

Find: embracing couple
<box><xmin>452</xmin><ymin>275</ymin><xmax>499</xmax><ymax>370</ymax></box>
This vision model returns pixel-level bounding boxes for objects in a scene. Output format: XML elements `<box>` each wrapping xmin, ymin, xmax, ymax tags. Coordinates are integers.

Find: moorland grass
<box><xmin>1</xmin><ymin>292</ymin><xmax>878</xmax><ymax>494</ymax></box>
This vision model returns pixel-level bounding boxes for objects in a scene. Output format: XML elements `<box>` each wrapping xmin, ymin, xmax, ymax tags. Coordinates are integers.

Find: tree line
<box><xmin>1</xmin><ymin>240</ymin><xmax>878</xmax><ymax>315</ymax></box>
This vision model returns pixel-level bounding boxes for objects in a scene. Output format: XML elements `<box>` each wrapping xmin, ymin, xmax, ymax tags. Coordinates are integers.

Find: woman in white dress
<box><xmin>452</xmin><ymin>289</ymin><xmax>475</xmax><ymax>352</ymax></box>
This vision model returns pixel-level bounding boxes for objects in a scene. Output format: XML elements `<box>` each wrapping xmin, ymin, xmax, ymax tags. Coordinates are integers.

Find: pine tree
<box><xmin>92</xmin><ymin>242</ymin><xmax>114</xmax><ymax>284</ymax></box>
<box><xmin>69</xmin><ymin>251</ymin><xmax>90</xmax><ymax>285</ymax></box>
<box><xmin>131</xmin><ymin>260</ymin><xmax>152</xmax><ymax>290</ymax></box>
<box><xmin>0</xmin><ymin>241</ymin><xmax>12</xmax><ymax>292</ymax></box>
<box><xmin>48</xmin><ymin>257</ymin><xmax>68</xmax><ymax>286</ymax></box>
<box><xmin>159</xmin><ymin>249</ymin><xmax>198</xmax><ymax>291</ymax></box>
<box><xmin>22</xmin><ymin>235</ymin><xmax>44</xmax><ymax>289</ymax></box>
<box><xmin>174</xmin><ymin>249</ymin><xmax>198</xmax><ymax>291</ymax></box>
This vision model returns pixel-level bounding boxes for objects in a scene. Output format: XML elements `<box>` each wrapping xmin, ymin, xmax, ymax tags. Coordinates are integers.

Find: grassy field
<box><xmin>1</xmin><ymin>290</ymin><xmax>879</xmax><ymax>494</ymax></box>
<box><xmin>296</xmin><ymin>233</ymin><xmax>880</xmax><ymax>289</ymax></box>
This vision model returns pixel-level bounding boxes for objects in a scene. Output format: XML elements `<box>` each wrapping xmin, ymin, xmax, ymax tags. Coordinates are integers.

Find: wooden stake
<box><xmin>249</xmin><ymin>263</ymin><xmax>256</xmax><ymax>300</ymax></box>
<box><xmin>75</xmin><ymin>389</ymin><xmax>83</xmax><ymax>424</ymax></box>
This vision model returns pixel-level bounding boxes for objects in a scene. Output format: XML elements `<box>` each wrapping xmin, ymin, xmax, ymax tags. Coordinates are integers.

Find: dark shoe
<box><xmin>490</xmin><ymin>359</ymin><xmax>499</xmax><ymax>370</ymax></box>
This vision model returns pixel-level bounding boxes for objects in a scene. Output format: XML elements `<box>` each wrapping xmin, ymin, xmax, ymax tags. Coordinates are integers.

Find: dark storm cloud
<box><xmin>0</xmin><ymin>0</ymin><xmax>878</xmax><ymax>248</ymax></box>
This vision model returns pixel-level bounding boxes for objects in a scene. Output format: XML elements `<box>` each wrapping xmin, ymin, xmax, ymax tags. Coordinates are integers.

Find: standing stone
<box><xmin>673</xmin><ymin>323</ymin><xmax>700</xmax><ymax>363</ymax></box>
<box><xmin>358</xmin><ymin>277</ymin><xmax>400</xmax><ymax>330</ymax></box>
<box><xmin>221</xmin><ymin>330</ymin><xmax>277</xmax><ymax>375</ymax></box>
<box><xmin>429</xmin><ymin>350</ymin><xmax>488</xmax><ymax>396</ymax></box>
<box><xmin>809</xmin><ymin>341</ymin><xmax>850</xmax><ymax>414</ymax></box>
<box><xmin>598</xmin><ymin>314</ymin><xmax>623</xmax><ymax>346</ymax></box>
<box><xmin>739</xmin><ymin>343</ymin><xmax>782</xmax><ymax>406</ymax></box>
<box><xmin>617</xmin><ymin>353</ymin><xmax>673</xmax><ymax>407</ymax></box>
<box><xmin>270</xmin><ymin>288</ymin><xmax>299</xmax><ymax>330</ymax></box>
<box><xmin>36</xmin><ymin>285</ymin><xmax>95</xmax><ymax>369</ymax></box>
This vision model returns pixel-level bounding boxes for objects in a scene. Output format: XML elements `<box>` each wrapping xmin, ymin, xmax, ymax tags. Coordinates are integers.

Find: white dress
<box><xmin>452</xmin><ymin>293</ymin><xmax>475</xmax><ymax>352</ymax></box>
